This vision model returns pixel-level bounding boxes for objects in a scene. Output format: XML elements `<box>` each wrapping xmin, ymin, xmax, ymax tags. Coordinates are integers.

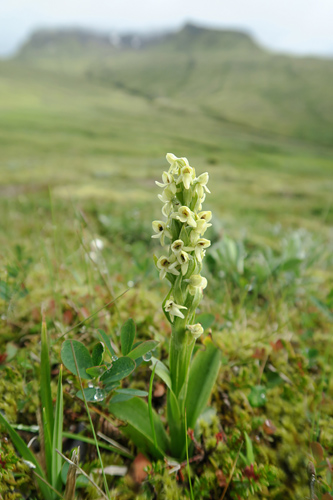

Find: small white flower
<box><xmin>171</xmin><ymin>239</ymin><xmax>185</xmax><ymax>255</ymax></box>
<box><xmin>177</xmin><ymin>250</ymin><xmax>191</xmax><ymax>275</ymax></box>
<box><xmin>186</xmin><ymin>274</ymin><xmax>208</xmax><ymax>295</ymax></box>
<box><xmin>187</xmin><ymin>323</ymin><xmax>204</xmax><ymax>339</ymax></box>
<box><xmin>195</xmin><ymin>173</ymin><xmax>211</xmax><ymax>198</ymax></box>
<box><xmin>193</xmin><ymin>211</ymin><xmax>212</xmax><ymax>235</ymax></box>
<box><xmin>157</xmin><ymin>256</ymin><xmax>180</xmax><ymax>280</ymax></box>
<box><xmin>177</xmin><ymin>165</ymin><xmax>195</xmax><ymax>190</ymax></box>
<box><xmin>152</xmin><ymin>220</ymin><xmax>172</xmax><ymax>246</ymax></box>
<box><xmin>156</xmin><ymin>171</ymin><xmax>174</xmax><ymax>188</ymax></box>
<box><xmin>172</xmin><ymin>206</ymin><xmax>197</xmax><ymax>228</ymax></box>
<box><xmin>195</xmin><ymin>192</ymin><xmax>206</xmax><ymax>212</ymax></box>
<box><xmin>166</xmin><ymin>153</ymin><xmax>189</xmax><ymax>175</ymax></box>
<box><xmin>158</xmin><ymin>184</ymin><xmax>177</xmax><ymax>203</ymax></box>
<box><xmin>164</xmin><ymin>298</ymin><xmax>187</xmax><ymax>321</ymax></box>
<box><xmin>192</xmin><ymin>238</ymin><xmax>211</xmax><ymax>262</ymax></box>
<box><xmin>161</xmin><ymin>201</ymin><xmax>173</xmax><ymax>217</ymax></box>
<box><xmin>198</xmin><ymin>211</ymin><xmax>212</xmax><ymax>223</ymax></box>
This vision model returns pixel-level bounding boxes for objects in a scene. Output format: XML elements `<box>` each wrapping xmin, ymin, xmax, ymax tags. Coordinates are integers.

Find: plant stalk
<box><xmin>168</xmin><ymin>317</ymin><xmax>195</xmax><ymax>458</ymax></box>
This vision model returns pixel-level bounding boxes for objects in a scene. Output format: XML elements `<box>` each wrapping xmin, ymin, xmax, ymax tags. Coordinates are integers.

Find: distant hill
<box><xmin>13</xmin><ymin>23</ymin><xmax>333</xmax><ymax>146</ymax></box>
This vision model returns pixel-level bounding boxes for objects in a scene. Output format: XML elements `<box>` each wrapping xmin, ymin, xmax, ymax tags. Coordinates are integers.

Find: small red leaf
<box><xmin>216</xmin><ymin>469</ymin><xmax>227</xmax><ymax>487</ymax></box>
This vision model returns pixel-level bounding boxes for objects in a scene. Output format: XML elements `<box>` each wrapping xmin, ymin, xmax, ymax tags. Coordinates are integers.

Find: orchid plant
<box><xmin>59</xmin><ymin>153</ymin><xmax>221</xmax><ymax>468</ymax></box>
<box><xmin>110</xmin><ymin>153</ymin><xmax>221</xmax><ymax>460</ymax></box>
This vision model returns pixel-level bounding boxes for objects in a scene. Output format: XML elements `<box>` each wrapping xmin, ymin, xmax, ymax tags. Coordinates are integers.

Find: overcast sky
<box><xmin>1</xmin><ymin>0</ymin><xmax>333</xmax><ymax>57</ymax></box>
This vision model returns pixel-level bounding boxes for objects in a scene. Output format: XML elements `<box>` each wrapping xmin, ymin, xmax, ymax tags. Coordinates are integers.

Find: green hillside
<box><xmin>16</xmin><ymin>23</ymin><xmax>333</xmax><ymax>146</ymax></box>
<box><xmin>1</xmin><ymin>23</ymin><xmax>333</xmax><ymax>235</ymax></box>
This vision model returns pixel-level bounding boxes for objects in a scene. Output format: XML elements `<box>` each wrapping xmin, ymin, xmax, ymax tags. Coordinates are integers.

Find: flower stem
<box><xmin>168</xmin><ymin>318</ymin><xmax>195</xmax><ymax>458</ymax></box>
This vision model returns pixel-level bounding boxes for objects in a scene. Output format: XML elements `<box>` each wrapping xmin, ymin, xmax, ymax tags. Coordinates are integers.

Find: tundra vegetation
<box><xmin>0</xmin><ymin>24</ymin><xmax>333</xmax><ymax>500</ymax></box>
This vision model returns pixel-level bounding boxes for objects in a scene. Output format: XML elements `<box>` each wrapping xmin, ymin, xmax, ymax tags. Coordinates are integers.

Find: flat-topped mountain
<box><xmin>10</xmin><ymin>23</ymin><xmax>333</xmax><ymax>146</ymax></box>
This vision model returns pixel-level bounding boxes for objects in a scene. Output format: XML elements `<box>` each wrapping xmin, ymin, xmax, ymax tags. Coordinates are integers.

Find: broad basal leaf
<box><xmin>61</xmin><ymin>340</ymin><xmax>93</xmax><ymax>380</ymax></box>
<box><xmin>185</xmin><ymin>338</ymin><xmax>221</xmax><ymax>431</ymax></box>
<box><xmin>109</xmin><ymin>397</ymin><xmax>169</xmax><ymax>459</ymax></box>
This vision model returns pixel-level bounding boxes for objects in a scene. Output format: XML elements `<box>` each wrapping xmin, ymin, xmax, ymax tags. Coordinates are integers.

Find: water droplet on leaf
<box><xmin>93</xmin><ymin>388</ymin><xmax>105</xmax><ymax>402</ymax></box>
<box><xmin>143</xmin><ymin>351</ymin><xmax>152</xmax><ymax>362</ymax></box>
<box><xmin>112</xmin><ymin>355</ymin><xmax>118</xmax><ymax>362</ymax></box>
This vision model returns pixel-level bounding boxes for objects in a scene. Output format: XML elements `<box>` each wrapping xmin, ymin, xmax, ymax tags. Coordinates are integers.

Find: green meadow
<box><xmin>0</xmin><ymin>24</ymin><xmax>333</xmax><ymax>500</ymax></box>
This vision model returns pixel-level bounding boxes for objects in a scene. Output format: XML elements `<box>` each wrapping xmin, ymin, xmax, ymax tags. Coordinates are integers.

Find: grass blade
<box><xmin>62</xmin><ymin>431</ymin><xmax>134</xmax><ymax>459</ymax></box>
<box><xmin>42</xmin><ymin>407</ymin><xmax>53</xmax><ymax>480</ymax></box>
<box><xmin>41</xmin><ymin>320</ymin><xmax>54</xmax><ymax>437</ymax></box>
<box><xmin>70</xmin><ymin>340</ymin><xmax>111</xmax><ymax>499</ymax></box>
<box><xmin>52</xmin><ymin>365</ymin><xmax>63</xmax><ymax>493</ymax></box>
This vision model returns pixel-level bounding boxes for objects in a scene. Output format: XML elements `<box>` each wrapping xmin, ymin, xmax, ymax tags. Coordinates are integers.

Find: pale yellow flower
<box><xmin>186</xmin><ymin>274</ymin><xmax>208</xmax><ymax>295</ymax></box>
<box><xmin>172</xmin><ymin>206</ymin><xmax>197</xmax><ymax>228</ymax></box>
<box><xmin>171</xmin><ymin>239</ymin><xmax>185</xmax><ymax>255</ymax></box>
<box><xmin>195</xmin><ymin>172</ymin><xmax>211</xmax><ymax>198</ymax></box>
<box><xmin>191</xmin><ymin>238</ymin><xmax>211</xmax><ymax>262</ymax></box>
<box><xmin>152</xmin><ymin>220</ymin><xmax>172</xmax><ymax>246</ymax></box>
<box><xmin>164</xmin><ymin>298</ymin><xmax>187</xmax><ymax>321</ymax></box>
<box><xmin>157</xmin><ymin>183</ymin><xmax>177</xmax><ymax>203</ymax></box>
<box><xmin>177</xmin><ymin>165</ymin><xmax>195</xmax><ymax>190</ymax></box>
<box><xmin>157</xmin><ymin>256</ymin><xmax>180</xmax><ymax>280</ymax></box>
<box><xmin>187</xmin><ymin>323</ymin><xmax>204</xmax><ymax>339</ymax></box>
<box><xmin>177</xmin><ymin>250</ymin><xmax>191</xmax><ymax>275</ymax></box>
<box><xmin>156</xmin><ymin>171</ymin><xmax>174</xmax><ymax>188</ymax></box>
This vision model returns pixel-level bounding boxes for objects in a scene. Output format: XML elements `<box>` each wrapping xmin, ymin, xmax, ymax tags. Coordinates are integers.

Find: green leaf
<box><xmin>196</xmin><ymin>313</ymin><xmax>215</xmax><ymax>330</ymax></box>
<box><xmin>92</xmin><ymin>342</ymin><xmax>104</xmax><ymax>366</ymax></box>
<box><xmin>109</xmin><ymin>387</ymin><xmax>149</xmax><ymax>403</ymax></box>
<box><xmin>167</xmin><ymin>389</ymin><xmax>181</xmax><ymax>451</ymax></box>
<box><xmin>248</xmin><ymin>385</ymin><xmax>267</xmax><ymax>407</ymax></box>
<box><xmin>51</xmin><ymin>365</ymin><xmax>63</xmax><ymax>492</ymax></box>
<box><xmin>0</xmin><ymin>412</ymin><xmax>52</xmax><ymax>499</ymax></box>
<box><xmin>110</xmin><ymin>393</ymin><xmax>136</xmax><ymax>403</ymax></box>
<box><xmin>120</xmin><ymin>319</ymin><xmax>136</xmax><ymax>356</ymax></box>
<box><xmin>185</xmin><ymin>338</ymin><xmax>221</xmax><ymax>431</ymax></box>
<box><xmin>42</xmin><ymin>407</ymin><xmax>52</xmax><ymax>483</ymax></box>
<box><xmin>116</xmin><ymin>388</ymin><xmax>148</xmax><ymax>397</ymax></box>
<box><xmin>149</xmin><ymin>358</ymin><xmax>171</xmax><ymax>390</ymax></box>
<box><xmin>244</xmin><ymin>431</ymin><xmax>255</xmax><ymax>465</ymax></box>
<box><xmin>104</xmin><ymin>381</ymin><xmax>120</xmax><ymax>392</ymax></box>
<box><xmin>100</xmin><ymin>357</ymin><xmax>136</xmax><ymax>383</ymax></box>
<box><xmin>97</xmin><ymin>329</ymin><xmax>117</xmax><ymax>357</ymax></box>
<box><xmin>148</xmin><ymin>364</ymin><xmax>158</xmax><ymax>452</ymax></box>
<box><xmin>127</xmin><ymin>340</ymin><xmax>159</xmax><ymax>360</ymax></box>
<box><xmin>61</xmin><ymin>340</ymin><xmax>93</xmax><ymax>380</ymax></box>
<box><xmin>109</xmin><ymin>397</ymin><xmax>169</xmax><ymax>459</ymax></box>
